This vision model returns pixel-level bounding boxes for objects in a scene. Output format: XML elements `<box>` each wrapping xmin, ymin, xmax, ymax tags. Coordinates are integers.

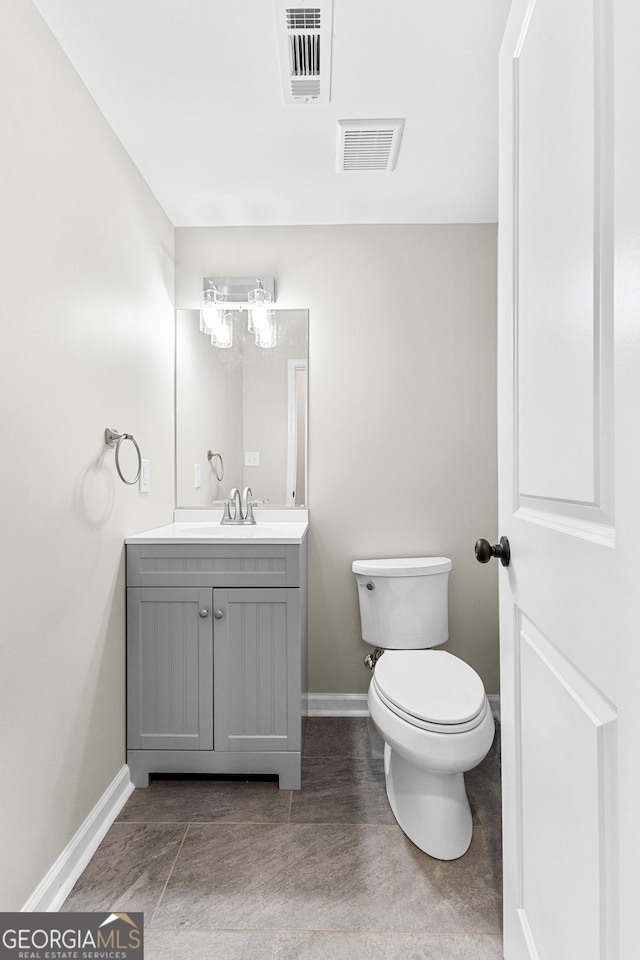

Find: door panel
<box><xmin>497</xmin><ymin>0</ymin><xmax>638</xmax><ymax>957</ymax></box>
<box><xmin>514</xmin><ymin>0</ymin><xmax>614</xmax><ymax>535</ymax></box>
<box><xmin>516</xmin><ymin>615</ymin><xmax>617</xmax><ymax>960</ymax></box>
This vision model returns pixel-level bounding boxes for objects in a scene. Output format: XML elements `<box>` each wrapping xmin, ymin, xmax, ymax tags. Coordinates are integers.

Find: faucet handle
<box><xmin>211</xmin><ymin>498</ymin><xmax>233</xmax><ymax>522</ymax></box>
<box><xmin>245</xmin><ymin>498</ymin><xmax>267</xmax><ymax>524</ymax></box>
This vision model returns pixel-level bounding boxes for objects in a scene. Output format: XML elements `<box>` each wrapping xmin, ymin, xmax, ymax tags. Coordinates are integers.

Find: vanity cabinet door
<box><xmin>213</xmin><ymin>588</ymin><xmax>301</xmax><ymax>754</ymax></box>
<box><xmin>127</xmin><ymin>587</ymin><xmax>214</xmax><ymax>751</ymax></box>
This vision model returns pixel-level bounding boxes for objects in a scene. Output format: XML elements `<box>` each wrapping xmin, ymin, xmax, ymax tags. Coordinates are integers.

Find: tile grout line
<box><xmin>383</xmin><ymin>825</ymin><xmax>404</xmax><ymax>933</ymax></box>
<box><xmin>119</xmin><ymin>818</ymin><xmax>397</xmax><ymax>828</ymax></box>
<box><xmin>264</xmin><ymin>928</ymin><xmax>504</xmax><ymax>938</ymax></box>
<box><xmin>149</xmin><ymin>823</ymin><xmax>190</xmax><ymax>925</ymax></box>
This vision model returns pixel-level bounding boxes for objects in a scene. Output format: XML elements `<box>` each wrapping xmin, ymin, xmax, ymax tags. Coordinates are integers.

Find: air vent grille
<box><xmin>343</xmin><ymin>130</ymin><xmax>395</xmax><ymax>170</ymax></box>
<box><xmin>286</xmin><ymin>8</ymin><xmax>321</xmax><ymax>29</ymax></box>
<box><xmin>275</xmin><ymin>0</ymin><xmax>332</xmax><ymax>103</ymax></box>
<box><xmin>337</xmin><ymin>119</ymin><xmax>405</xmax><ymax>172</ymax></box>
<box><xmin>292</xmin><ymin>78</ymin><xmax>321</xmax><ymax>98</ymax></box>
<box><xmin>289</xmin><ymin>34</ymin><xmax>320</xmax><ymax>76</ymax></box>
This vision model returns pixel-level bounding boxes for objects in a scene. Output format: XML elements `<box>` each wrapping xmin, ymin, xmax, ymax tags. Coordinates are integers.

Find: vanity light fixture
<box><xmin>200</xmin><ymin>276</ymin><xmax>277</xmax><ymax>349</ymax></box>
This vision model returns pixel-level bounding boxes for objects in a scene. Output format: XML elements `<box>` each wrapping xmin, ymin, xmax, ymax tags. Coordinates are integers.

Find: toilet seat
<box><xmin>372</xmin><ymin>681</ymin><xmax>488</xmax><ymax>734</ymax></box>
<box><xmin>372</xmin><ymin>650</ymin><xmax>487</xmax><ymax>734</ymax></box>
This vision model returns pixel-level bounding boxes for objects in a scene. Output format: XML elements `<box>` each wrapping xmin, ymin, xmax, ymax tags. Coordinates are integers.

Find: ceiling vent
<box><xmin>275</xmin><ymin>0</ymin><xmax>333</xmax><ymax>104</ymax></box>
<box><xmin>336</xmin><ymin>119</ymin><xmax>405</xmax><ymax>172</ymax></box>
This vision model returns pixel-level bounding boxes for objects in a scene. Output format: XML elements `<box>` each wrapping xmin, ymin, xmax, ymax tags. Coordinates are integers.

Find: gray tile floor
<box><xmin>62</xmin><ymin>718</ymin><xmax>503</xmax><ymax>959</ymax></box>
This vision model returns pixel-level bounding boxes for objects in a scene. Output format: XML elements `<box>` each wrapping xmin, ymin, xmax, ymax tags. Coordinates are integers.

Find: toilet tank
<box><xmin>352</xmin><ymin>557</ymin><xmax>452</xmax><ymax>649</ymax></box>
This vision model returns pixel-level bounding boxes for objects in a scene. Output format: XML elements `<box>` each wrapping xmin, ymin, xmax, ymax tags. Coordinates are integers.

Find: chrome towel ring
<box><xmin>207</xmin><ymin>450</ymin><xmax>224</xmax><ymax>481</ymax></box>
<box><xmin>105</xmin><ymin>428</ymin><xmax>142</xmax><ymax>485</ymax></box>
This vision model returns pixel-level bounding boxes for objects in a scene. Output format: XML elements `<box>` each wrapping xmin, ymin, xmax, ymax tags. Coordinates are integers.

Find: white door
<box><xmin>498</xmin><ymin>1</ymin><xmax>640</xmax><ymax>958</ymax></box>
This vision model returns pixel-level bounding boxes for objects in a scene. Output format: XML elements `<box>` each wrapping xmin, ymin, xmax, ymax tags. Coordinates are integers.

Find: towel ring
<box><xmin>105</xmin><ymin>428</ymin><xmax>142</xmax><ymax>485</ymax></box>
<box><xmin>207</xmin><ymin>450</ymin><xmax>224</xmax><ymax>481</ymax></box>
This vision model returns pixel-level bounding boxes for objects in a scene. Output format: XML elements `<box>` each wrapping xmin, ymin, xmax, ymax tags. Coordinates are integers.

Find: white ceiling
<box><xmin>32</xmin><ymin>0</ymin><xmax>511</xmax><ymax>227</ymax></box>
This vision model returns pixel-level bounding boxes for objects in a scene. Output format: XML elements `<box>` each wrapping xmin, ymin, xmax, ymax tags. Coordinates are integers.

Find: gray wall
<box><xmin>175</xmin><ymin>225</ymin><xmax>499</xmax><ymax>696</ymax></box>
<box><xmin>0</xmin><ymin>0</ymin><xmax>175</xmax><ymax>910</ymax></box>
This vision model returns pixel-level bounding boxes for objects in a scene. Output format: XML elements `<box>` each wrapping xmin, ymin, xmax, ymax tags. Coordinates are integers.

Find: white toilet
<box><xmin>353</xmin><ymin>556</ymin><xmax>495</xmax><ymax>860</ymax></box>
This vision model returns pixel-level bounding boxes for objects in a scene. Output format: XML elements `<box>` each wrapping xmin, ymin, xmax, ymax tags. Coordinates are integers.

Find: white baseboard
<box><xmin>304</xmin><ymin>692</ymin><xmax>501</xmax><ymax>721</ymax></box>
<box><xmin>22</xmin><ymin>765</ymin><xmax>134</xmax><ymax>912</ymax></box>
<box><xmin>304</xmin><ymin>693</ymin><xmax>369</xmax><ymax>716</ymax></box>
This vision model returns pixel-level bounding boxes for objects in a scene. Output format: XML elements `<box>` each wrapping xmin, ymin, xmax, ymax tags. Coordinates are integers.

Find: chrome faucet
<box><xmin>217</xmin><ymin>486</ymin><xmax>266</xmax><ymax>524</ymax></box>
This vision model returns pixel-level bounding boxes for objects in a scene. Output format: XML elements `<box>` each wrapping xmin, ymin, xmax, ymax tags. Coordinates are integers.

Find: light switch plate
<box><xmin>139</xmin><ymin>459</ymin><xmax>150</xmax><ymax>494</ymax></box>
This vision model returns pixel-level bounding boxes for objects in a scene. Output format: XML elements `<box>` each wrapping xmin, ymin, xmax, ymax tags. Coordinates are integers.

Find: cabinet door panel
<box><xmin>127</xmin><ymin>587</ymin><xmax>213</xmax><ymax>750</ymax></box>
<box><xmin>213</xmin><ymin>588</ymin><xmax>300</xmax><ymax>752</ymax></box>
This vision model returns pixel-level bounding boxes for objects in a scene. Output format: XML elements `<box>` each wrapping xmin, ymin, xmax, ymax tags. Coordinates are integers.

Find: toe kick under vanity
<box><xmin>125</xmin><ymin>511</ymin><xmax>308</xmax><ymax>790</ymax></box>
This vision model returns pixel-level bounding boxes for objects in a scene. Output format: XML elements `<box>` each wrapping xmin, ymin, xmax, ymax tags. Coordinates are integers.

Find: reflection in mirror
<box><xmin>176</xmin><ymin>309</ymin><xmax>308</xmax><ymax>509</ymax></box>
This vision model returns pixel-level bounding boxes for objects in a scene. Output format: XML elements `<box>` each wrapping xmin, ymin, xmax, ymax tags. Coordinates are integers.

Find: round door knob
<box><xmin>199</xmin><ymin>609</ymin><xmax>209</xmax><ymax>618</ymax></box>
<box><xmin>214</xmin><ymin>610</ymin><xmax>224</xmax><ymax>619</ymax></box>
<box><xmin>475</xmin><ymin>536</ymin><xmax>511</xmax><ymax>568</ymax></box>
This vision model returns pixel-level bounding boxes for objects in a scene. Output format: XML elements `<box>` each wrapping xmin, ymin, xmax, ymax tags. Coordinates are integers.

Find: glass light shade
<box><xmin>210</xmin><ymin>311</ymin><xmax>233</xmax><ymax>349</ymax></box>
<box><xmin>247</xmin><ymin>286</ymin><xmax>273</xmax><ymax>334</ymax></box>
<box><xmin>200</xmin><ymin>286</ymin><xmax>225</xmax><ymax>334</ymax></box>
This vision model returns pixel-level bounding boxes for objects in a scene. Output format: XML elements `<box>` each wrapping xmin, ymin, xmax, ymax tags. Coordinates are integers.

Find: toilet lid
<box><xmin>373</xmin><ymin>650</ymin><xmax>486</xmax><ymax>725</ymax></box>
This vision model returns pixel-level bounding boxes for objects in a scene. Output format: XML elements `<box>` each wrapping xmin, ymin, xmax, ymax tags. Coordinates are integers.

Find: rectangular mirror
<box><xmin>176</xmin><ymin>309</ymin><xmax>308</xmax><ymax>508</ymax></box>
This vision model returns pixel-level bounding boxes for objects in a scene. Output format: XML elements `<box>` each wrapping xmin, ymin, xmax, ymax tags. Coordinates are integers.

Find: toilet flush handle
<box><xmin>359</xmin><ymin>581</ymin><xmax>375</xmax><ymax>591</ymax></box>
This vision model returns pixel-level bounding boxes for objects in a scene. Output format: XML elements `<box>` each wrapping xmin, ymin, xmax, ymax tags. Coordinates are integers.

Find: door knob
<box><xmin>199</xmin><ymin>609</ymin><xmax>209</xmax><ymax>618</ymax></box>
<box><xmin>475</xmin><ymin>536</ymin><xmax>511</xmax><ymax>567</ymax></box>
<box><xmin>214</xmin><ymin>610</ymin><xmax>224</xmax><ymax>619</ymax></box>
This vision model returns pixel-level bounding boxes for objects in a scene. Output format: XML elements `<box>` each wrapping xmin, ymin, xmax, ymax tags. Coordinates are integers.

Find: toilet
<box><xmin>353</xmin><ymin>556</ymin><xmax>495</xmax><ymax>860</ymax></box>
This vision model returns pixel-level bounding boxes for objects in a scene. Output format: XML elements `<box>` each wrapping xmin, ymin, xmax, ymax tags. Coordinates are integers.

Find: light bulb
<box><xmin>255</xmin><ymin>313</ymin><xmax>277</xmax><ymax>348</ymax></box>
<box><xmin>250</xmin><ymin>304</ymin><xmax>269</xmax><ymax>334</ymax></box>
<box><xmin>200</xmin><ymin>303</ymin><xmax>217</xmax><ymax>335</ymax></box>
<box><xmin>211</xmin><ymin>311</ymin><xmax>233</xmax><ymax>349</ymax></box>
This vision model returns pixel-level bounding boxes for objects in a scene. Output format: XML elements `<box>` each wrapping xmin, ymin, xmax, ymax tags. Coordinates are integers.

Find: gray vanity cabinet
<box><xmin>126</xmin><ymin>539</ymin><xmax>307</xmax><ymax>790</ymax></box>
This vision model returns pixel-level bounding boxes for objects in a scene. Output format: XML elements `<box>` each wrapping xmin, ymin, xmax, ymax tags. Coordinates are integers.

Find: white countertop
<box><xmin>126</xmin><ymin>509</ymin><xmax>308</xmax><ymax>545</ymax></box>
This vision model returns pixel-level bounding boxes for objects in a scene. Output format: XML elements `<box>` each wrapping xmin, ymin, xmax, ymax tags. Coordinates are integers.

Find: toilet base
<box><xmin>384</xmin><ymin>742</ymin><xmax>473</xmax><ymax>860</ymax></box>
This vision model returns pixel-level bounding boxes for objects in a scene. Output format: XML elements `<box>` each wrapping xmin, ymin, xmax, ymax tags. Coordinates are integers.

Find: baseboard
<box><xmin>304</xmin><ymin>693</ymin><xmax>369</xmax><ymax>717</ymax></box>
<box><xmin>22</xmin><ymin>765</ymin><xmax>134</xmax><ymax>912</ymax></box>
<box><xmin>304</xmin><ymin>692</ymin><xmax>501</xmax><ymax>721</ymax></box>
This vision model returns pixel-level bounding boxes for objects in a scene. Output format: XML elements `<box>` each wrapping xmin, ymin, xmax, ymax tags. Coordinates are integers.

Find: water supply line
<box><xmin>364</xmin><ymin>648</ymin><xmax>384</xmax><ymax>671</ymax></box>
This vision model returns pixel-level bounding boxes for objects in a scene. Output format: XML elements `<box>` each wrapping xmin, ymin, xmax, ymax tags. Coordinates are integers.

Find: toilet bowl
<box><xmin>353</xmin><ymin>557</ymin><xmax>495</xmax><ymax>860</ymax></box>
